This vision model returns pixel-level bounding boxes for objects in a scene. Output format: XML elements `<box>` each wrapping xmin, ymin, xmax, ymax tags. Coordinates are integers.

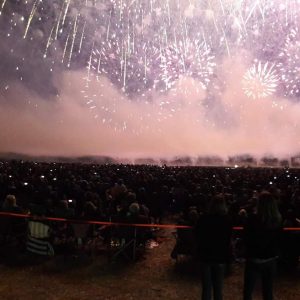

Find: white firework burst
<box><xmin>242</xmin><ymin>61</ymin><xmax>279</xmax><ymax>99</ymax></box>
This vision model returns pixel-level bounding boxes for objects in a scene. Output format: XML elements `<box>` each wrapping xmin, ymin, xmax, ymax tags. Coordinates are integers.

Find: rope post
<box><xmin>133</xmin><ymin>227</ymin><xmax>137</xmax><ymax>261</ymax></box>
<box><xmin>108</xmin><ymin>217</ymin><xmax>113</xmax><ymax>262</ymax></box>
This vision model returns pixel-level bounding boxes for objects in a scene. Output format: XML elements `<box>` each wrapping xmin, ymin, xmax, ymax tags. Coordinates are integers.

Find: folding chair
<box><xmin>0</xmin><ymin>214</ymin><xmax>27</xmax><ymax>246</ymax></box>
<box><xmin>108</xmin><ymin>224</ymin><xmax>138</xmax><ymax>262</ymax></box>
<box><xmin>0</xmin><ymin>215</ymin><xmax>13</xmax><ymax>245</ymax></box>
<box><xmin>26</xmin><ymin>219</ymin><xmax>54</xmax><ymax>256</ymax></box>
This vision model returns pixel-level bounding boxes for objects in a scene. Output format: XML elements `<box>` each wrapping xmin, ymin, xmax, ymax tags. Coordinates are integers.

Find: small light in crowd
<box><xmin>24</xmin><ymin>182</ymin><xmax>28</xmax><ymax>186</ymax></box>
<box><xmin>234</xmin><ymin>164</ymin><xmax>239</xmax><ymax>168</ymax></box>
<box><xmin>53</xmin><ymin>177</ymin><xmax>57</xmax><ymax>181</ymax></box>
<box><xmin>9</xmin><ymin>175</ymin><xmax>12</xmax><ymax>178</ymax></box>
<box><xmin>40</xmin><ymin>175</ymin><xmax>45</xmax><ymax>179</ymax></box>
<box><xmin>287</xmin><ymin>175</ymin><xmax>290</xmax><ymax>178</ymax></box>
<box><xmin>68</xmin><ymin>199</ymin><xmax>73</xmax><ymax>203</ymax></box>
<box><xmin>274</xmin><ymin>176</ymin><xmax>277</xmax><ymax>180</ymax></box>
<box><xmin>269</xmin><ymin>181</ymin><xmax>273</xmax><ymax>185</ymax></box>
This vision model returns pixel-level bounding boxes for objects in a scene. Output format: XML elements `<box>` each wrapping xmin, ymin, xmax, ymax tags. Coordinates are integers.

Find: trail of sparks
<box><xmin>0</xmin><ymin>0</ymin><xmax>7</xmax><ymax>15</ymax></box>
<box><xmin>68</xmin><ymin>14</ymin><xmax>79</xmax><ymax>68</ymax></box>
<box><xmin>44</xmin><ymin>25</ymin><xmax>55</xmax><ymax>58</ymax></box>
<box><xmin>62</xmin><ymin>0</ymin><xmax>71</xmax><ymax>28</ymax></box>
<box><xmin>62</xmin><ymin>33</ymin><xmax>70</xmax><ymax>64</ymax></box>
<box><xmin>55</xmin><ymin>10</ymin><xmax>63</xmax><ymax>40</ymax></box>
<box><xmin>23</xmin><ymin>0</ymin><xmax>39</xmax><ymax>39</ymax></box>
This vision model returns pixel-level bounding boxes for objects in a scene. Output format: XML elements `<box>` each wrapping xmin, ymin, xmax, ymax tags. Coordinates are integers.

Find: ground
<box><xmin>0</xmin><ymin>228</ymin><xmax>299</xmax><ymax>300</ymax></box>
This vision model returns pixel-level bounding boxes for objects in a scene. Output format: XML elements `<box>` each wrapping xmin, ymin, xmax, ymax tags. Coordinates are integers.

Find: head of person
<box><xmin>188</xmin><ymin>208</ymin><xmax>199</xmax><ymax>225</ymax></box>
<box><xmin>127</xmin><ymin>192</ymin><xmax>137</xmax><ymax>204</ymax></box>
<box><xmin>59</xmin><ymin>200</ymin><xmax>69</xmax><ymax>209</ymax></box>
<box><xmin>207</xmin><ymin>194</ymin><xmax>228</xmax><ymax>216</ymax></box>
<box><xmin>3</xmin><ymin>194</ymin><xmax>17</xmax><ymax>208</ymax></box>
<box><xmin>238</xmin><ymin>208</ymin><xmax>248</xmax><ymax>218</ymax></box>
<box><xmin>256</xmin><ymin>191</ymin><xmax>282</xmax><ymax>229</ymax></box>
<box><xmin>129</xmin><ymin>202</ymin><xmax>140</xmax><ymax>216</ymax></box>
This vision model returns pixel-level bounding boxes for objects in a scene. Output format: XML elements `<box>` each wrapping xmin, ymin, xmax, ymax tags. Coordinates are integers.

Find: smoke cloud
<box><xmin>0</xmin><ymin>54</ymin><xmax>300</xmax><ymax>160</ymax></box>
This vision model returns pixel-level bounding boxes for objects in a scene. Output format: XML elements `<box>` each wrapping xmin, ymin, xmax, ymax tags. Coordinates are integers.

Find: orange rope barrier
<box><xmin>0</xmin><ymin>212</ymin><xmax>190</xmax><ymax>228</ymax></box>
<box><xmin>0</xmin><ymin>212</ymin><xmax>299</xmax><ymax>231</ymax></box>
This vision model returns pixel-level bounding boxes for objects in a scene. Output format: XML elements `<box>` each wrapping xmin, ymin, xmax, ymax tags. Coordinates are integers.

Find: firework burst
<box><xmin>159</xmin><ymin>39</ymin><xmax>216</xmax><ymax>91</ymax></box>
<box><xmin>278</xmin><ymin>28</ymin><xmax>300</xmax><ymax>97</ymax></box>
<box><xmin>242</xmin><ymin>61</ymin><xmax>279</xmax><ymax>99</ymax></box>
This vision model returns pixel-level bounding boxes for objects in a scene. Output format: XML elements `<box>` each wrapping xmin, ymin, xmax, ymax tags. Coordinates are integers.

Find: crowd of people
<box><xmin>0</xmin><ymin>160</ymin><xmax>300</xmax><ymax>299</ymax></box>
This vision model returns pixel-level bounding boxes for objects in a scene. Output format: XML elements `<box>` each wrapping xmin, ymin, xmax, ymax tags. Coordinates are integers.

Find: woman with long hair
<box><xmin>243</xmin><ymin>191</ymin><xmax>282</xmax><ymax>300</ymax></box>
<box><xmin>196</xmin><ymin>194</ymin><xmax>232</xmax><ymax>300</ymax></box>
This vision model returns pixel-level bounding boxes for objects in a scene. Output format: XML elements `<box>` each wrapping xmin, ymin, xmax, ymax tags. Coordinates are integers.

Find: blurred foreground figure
<box><xmin>243</xmin><ymin>191</ymin><xmax>282</xmax><ymax>300</ymax></box>
<box><xmin>196</xmin><ymin>194</ymin><xmax>232</xmax><ymax>300</ymax></box>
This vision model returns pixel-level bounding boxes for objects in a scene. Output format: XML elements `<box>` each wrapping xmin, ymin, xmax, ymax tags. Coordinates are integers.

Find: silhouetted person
<box><xmin>196</xmin><ymin>194</ymin><xmax>232</xmax><ymax>300</ymax></box>
<box><xmin>243</xmin><ymin>191</ymin><xmax>282</xmax><ymax>300</ymax></box>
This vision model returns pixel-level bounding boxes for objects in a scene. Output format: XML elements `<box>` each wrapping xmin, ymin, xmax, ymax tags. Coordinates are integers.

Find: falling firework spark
<box><xmin>0</xmin><ymin>0</ymin><xmax>8</xmax><ymax>15</ymax></box>
<box><xmin>23</xmin><ymin>0</ymin><xmax>39</xmax><ymax>39</ymax></box>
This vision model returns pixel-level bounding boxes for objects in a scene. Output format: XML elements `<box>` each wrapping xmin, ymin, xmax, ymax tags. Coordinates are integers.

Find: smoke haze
<box><xmin>1</xmin><ymin>57</ymin><xmax>300</xmax><ymax>160</ymax></box>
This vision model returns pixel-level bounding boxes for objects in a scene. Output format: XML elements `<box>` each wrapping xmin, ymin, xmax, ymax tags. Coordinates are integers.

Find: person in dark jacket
<box><xmin>243</xmin><ymin>191</ymin><xmax>282</xmax><ymax>300</ymax></box>
<box><xmin>196</xmin><ymin>194</ymin><xmax>232</xmax><ymax>300</ymax></box>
